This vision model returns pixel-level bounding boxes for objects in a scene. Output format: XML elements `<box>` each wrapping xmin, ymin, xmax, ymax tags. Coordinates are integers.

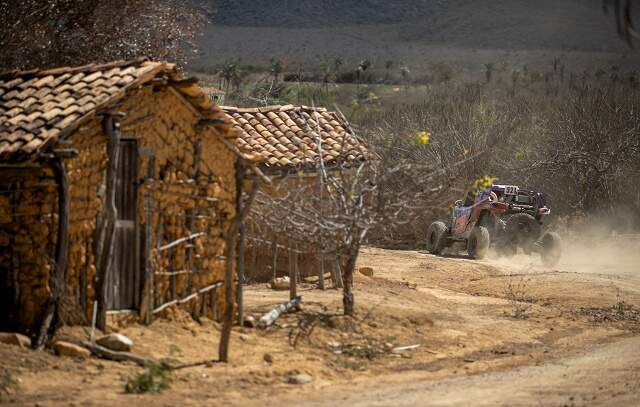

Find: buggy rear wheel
<box><xmin>467</xmin><ymin>226</ymin><xmax>490</xmax><ymax>259</ymax></box>
<box><xmin>505</xmin><ymin>213</ymin><xmax>541</xmax><ymax>253</ymax></box>
<box><xmin>540</xmin><ymin>232</ymin><xmax>562</xmax><ymax>267</ymax></box>
<box><xmin>426</xmin><ymin>221</ymin><xmax>448</xmax><ymax>255</ymax></box>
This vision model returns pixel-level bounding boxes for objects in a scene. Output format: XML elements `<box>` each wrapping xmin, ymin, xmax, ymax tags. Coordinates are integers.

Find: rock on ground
<box><xmin>359</xmin><ymin>267</ymin><xmax>374</xmax><ymax>277</ymax></box>
<box><xmin>287</xmin><ymin>371</ymin><xmax>313</xmax><ymax>385</ymax></box>
<box><xmin>53</xmin><ymin>341</ymin><xmax>91</xmax><ymax>358</ymax></box>
<box><xmin>270</xmin><ymin>277</ymin><xmax>290</xmax><ymax>290</ymax></box>
<box><xmin>243</xmin><ymin>315</ymin><xmax>257</xmax><ymax>328</ymax></box>
<box><xmin>96</xmin><ymin>333</ymin><xmax>133</xmax><ymax>352</ymax></box>
<box><xmin>0</xmin><ymin>332</ymin><xmax>31</xmax><ymax>348</ymax></box>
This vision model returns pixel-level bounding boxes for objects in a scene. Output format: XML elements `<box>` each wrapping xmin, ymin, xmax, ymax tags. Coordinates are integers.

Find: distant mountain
<box><xmin>193</xmin><ymin>0</ymin><xmax>637</xmax><ymax>71</ymax></box>
<box><xmin>210</xmin><ymin>0</ymin><xmax>449</xmax><ymax>27</ymax></box>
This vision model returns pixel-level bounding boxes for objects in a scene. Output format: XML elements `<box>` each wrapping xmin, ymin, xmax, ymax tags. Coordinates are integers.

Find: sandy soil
<box><xmin>1</xmin><ymin>245</ymin><xmax>638</xmax><ymax>406</ymax></box>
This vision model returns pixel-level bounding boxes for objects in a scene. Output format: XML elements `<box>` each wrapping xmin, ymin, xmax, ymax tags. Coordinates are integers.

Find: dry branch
<box><xmin>257</xmin><ymin>295</ymin><xmax>302</xmax><ymax>329</ymax></box>
<box><xmin>70</xmin><ymin>339</ymin><xmax>154</xmax><ymax>367</ymax></box>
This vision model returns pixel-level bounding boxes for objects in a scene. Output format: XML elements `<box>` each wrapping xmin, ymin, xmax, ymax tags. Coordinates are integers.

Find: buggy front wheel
<box><xmin>426</xmin><ymin>221</ymin><xmax>448</xmax><ymax>255</ymax></box>
<box><xmin>467</xmin><ymin>226</ymin><xmax>490</xmax><ymax>259</ymax></box>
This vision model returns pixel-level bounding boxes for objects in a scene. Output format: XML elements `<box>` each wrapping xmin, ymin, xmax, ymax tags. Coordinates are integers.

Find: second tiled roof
<box><xmin>223</xmin><ymin>105</ymin><xmax>368</xmax><ymax>170</ymax></box>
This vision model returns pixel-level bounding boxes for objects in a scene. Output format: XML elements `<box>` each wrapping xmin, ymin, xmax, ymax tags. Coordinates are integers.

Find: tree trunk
<box><xmin>341</xmin><ymin>243</ymin><xmax>360</xmax><ymax>316</ymax></box>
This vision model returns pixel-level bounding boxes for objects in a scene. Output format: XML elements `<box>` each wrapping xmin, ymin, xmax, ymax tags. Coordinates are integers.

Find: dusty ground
<box><xmin>1</xmin><ymin>243</ymin><xmax>639</xmax><ymax>406</ymax></box>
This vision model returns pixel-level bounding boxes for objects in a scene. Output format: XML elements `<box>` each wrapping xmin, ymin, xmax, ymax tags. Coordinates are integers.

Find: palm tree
<box><xmin>320</xmin><ymin>62</ymin><xmax>331</xmax><ymax>94</ymax></box>
<box><xmin>219</xmin><ymin>63</ymin><xmax>238</xmax><ymax>93</ymax></box>
<box><xmin>334</xmin><ymin>57</ymin><xmax>344</xmax><ymax>77</ymax></box>
<box><xmin>356</xmin><ymin>59</ymin><xmax>371</xmax><ymax>87</ymax></box>
<box><xmin>400</xmin><ymin>66</ymin><xmax>410</xmax><ymax>83</ymax></box>
<box><xmin>484</xmin><ymin>62</ymin><xmax>495</xmax><ymax>83</ymax></box>
<box><xmin>270</xmin><ymin>58</ymin><xmax>283</xmax><ymax>83</ymax></box>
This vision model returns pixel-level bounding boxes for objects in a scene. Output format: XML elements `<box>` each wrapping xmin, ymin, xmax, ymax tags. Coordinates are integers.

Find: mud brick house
<box><xmin>0</xmin><ymin>60</ymin><xmax>249</xmax><ymax>344</ymax></box>
<box><xmin>222</xmin><ymin>105</ymin><xmax>369</xmax><ymax>283</ymax></box>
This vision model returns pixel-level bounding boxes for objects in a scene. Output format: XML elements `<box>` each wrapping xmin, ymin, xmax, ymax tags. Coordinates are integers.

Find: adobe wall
<box><xmin>0</xmin><ymin>166</ymin><xmax>59</xmax><ymax>335</ymax></box>
<box><xmin>117</xmin><ymin>86</ymin><xmax>237</xmax><ymax>319</ymax></box>
<box><xmin>64</xmin><ymin>85</ymin><xmax>238</xmax><ymax>321</ymax></box>
<box><xmin>1</xmin><ymin>84</ymin><xmax>238</xmax><ymax>335</ymax></box>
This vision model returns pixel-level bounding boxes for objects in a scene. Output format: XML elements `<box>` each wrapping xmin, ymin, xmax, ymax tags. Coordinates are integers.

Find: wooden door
<box><xmin>106</xmin><ymin>139</ymin><xmax>141</xmax><ymax>310</ymax></box>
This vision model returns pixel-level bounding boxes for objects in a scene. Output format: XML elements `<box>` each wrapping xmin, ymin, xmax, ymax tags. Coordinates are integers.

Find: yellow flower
<box><xmin>514</xmin><ymin>151</ymin><xmax>526</xmax><ymax>159</ymax></box>
<box><xmin>416</xmin><ymin>131</ymin><xmax>430</xmax><ymax>145</ymax></box>
<box><xmin>472</xmin><ymin>175</ymin><xmax>498</xmax><ymax>191</ymax></box>
<box><xmin>463</xmin><ymin>147</ymin><xmax>469</xmax><ymax>156</ymax></box>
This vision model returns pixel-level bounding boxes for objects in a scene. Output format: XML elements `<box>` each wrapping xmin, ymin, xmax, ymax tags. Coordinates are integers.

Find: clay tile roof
<box><xmin>222</xmin><ymin>105</ymin><xmax>369</xmax><ymax>170</ymax></box>
<box><xmin>0</xmin><ymin>58</ymin><xmax>234</xmax><ymax>163</ymax></box>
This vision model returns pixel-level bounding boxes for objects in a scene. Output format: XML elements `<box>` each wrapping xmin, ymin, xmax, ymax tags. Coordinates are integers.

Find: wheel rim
<box><xmin>469</xmin><ymin>235</ymin><xmax>477</xmax><ymax>254</ymax></box>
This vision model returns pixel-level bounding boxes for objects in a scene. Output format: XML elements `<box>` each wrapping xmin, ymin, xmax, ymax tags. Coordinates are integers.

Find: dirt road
<box><xmin>295</xmin><ymin>336</ymin><xmax>640</xmax><ymax>407</ymax></box>
<box><xmin>1</xmin><ymin>246</ymin><xmax>638</xmax><ymax>406</ymax></box>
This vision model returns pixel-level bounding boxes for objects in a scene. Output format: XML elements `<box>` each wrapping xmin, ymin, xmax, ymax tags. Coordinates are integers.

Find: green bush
<box><xmin>124</xmin><ymin>361</ymin><xmax>171</xmax><ymax>394</ymax></box>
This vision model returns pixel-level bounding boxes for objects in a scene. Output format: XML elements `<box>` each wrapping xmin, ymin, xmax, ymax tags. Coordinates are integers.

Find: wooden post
<box><xmin>318</xmin><ymin>253</ymin><xmax>325</xmax><ymax>290</ymax></box>
<box><xmin>271</xmin><ymin>237</ymin><xmax>278</xmax><ymax>281</ymax></box>
<box><xmin>236</xmin><ymin>168</ymin><xmax>246</xmax><ymax>326</ymax></box>
<box><xmin>294</xmin><ymin>244</ymin><xmax>301</xmax><ymax>289</ymax></box>
<box><xmin>186</xmin><ymin>140</ymin><xmax>201</xmax><ymax>305</ymax></box>
<box><xmin>249</xmin><ymin>222</ymin><xmax>258</xmax><ymax>283</ymax></box>
<box><xmin>289</xmin><ymin>244</ymin><xmax>297</xmax><ymax>301</ymax></box>
<box><xmin>94</xmin><ymin>115</ymin><xmax>122</xmax><ymax>332</ymax></box>
<box><xmin>141</xmin><ymin>153</ymin><xmax>155</xmax><ymax>325</ymax></box>
<box><xmin>219</xmin><ymin>166</ymin><xmax>258</xmax><ymax>362</ymax></box>
<box><xmin>331</xmin><ymin>256</ymin><xmax>343</xmax><ymax>289</ymax></box>
<box><xmin>170</xmin><ymin>246</ymin><xmax>177</xmax><ymax>301</ymax></box>
<box><xmin>35</xmin><ymin>157</ymin><xmax>69</xmax><ymax>349</ymax></box>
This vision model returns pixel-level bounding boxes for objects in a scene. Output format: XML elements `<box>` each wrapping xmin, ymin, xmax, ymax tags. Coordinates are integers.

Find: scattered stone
<box><xmin>243</xmin><ymin>316</ymin><xmax>257</xmax><ymax>328</ymax></box>
<box><xmin>263</xmin><ymin>353</ymin><xmax>274</xmax><ymax>364</ymax></box>
<box><xmin>287</xmin><ymin>372</ymin><xmax>313</xmax><ymax>385</ymax></box>
<box><xmin>239</xmin><ymin>334</ymin><xmax>250</xmax><ymax>342</ymax></box>
<box><xmin>270</xmin><ymin>277</ymin><xmax>290</xmax><ymax>290</ymax></box>
<box><xmin>0</xmin><ymin>332</ymin><xmax>31</xmax><ymax>348</ymax></box>
<box><xmin>359</xmin><ymin>267</ymin><xmax>374</xmax><ymax>277</ymax></box>
<box><xmin>383</xmin><ymin>342</ymin><xmax>395</xmax><ymax>351</ymax></box>
<box><xmin>53</xmin><ymin>341</ymin><xmax>91</xmax><ymax>358</ymax></box>
<box><xmin>327</xmin><ymin>341</ymin><xmax>341</xmax><ymax>348</ymax></box>
<box><xmin>96</xmin><ymin>333</ymin><xmax>133</xmax><ymax>352</ymax></box>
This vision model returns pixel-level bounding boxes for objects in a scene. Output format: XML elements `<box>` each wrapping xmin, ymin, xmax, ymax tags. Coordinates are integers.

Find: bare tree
<box><xmin>247</xmin><ymin>108</ymin><xmax>490</xmax><ymax>316</ymax></box>
<box><xmin>0</xmin><ymin>0</ymin><xmax>206</xmax><ymax>70</ymax></box>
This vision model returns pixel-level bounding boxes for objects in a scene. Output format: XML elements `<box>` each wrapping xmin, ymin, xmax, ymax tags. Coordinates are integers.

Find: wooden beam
<box><xmin>236</xmin><ymin>166</ymin><xmax>246</xmax><ymax>326</ymax></box>
<box><xmin>257</xmin><ymin>296</ymin><xmax>301</xmax><ymax>329</ymax></box>
<box><xmin>34</xmin><ymin>157</ymin><xmax>69</xmax><ymax>349</ymax></box>
<box><xmin>141</xmin><ymin>154</ymin><xmax>155</xmax><ymax>325</ymax></box>
<box><xmin>94</xmin><ymin>115</ymin><xmax>122</xmax><ymax>331</ymax></box>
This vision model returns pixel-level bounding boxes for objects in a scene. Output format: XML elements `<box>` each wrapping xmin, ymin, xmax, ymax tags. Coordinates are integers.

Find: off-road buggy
<box><xmin>426</xmin><ymin>184</ymin><xmax>562</xmax><ymax>266</ymax></box>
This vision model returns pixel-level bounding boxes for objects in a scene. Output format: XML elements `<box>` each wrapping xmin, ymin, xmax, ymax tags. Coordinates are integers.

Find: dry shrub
<box><xmin>124</xmin><ymin>361</ymin><xmax>171</xmax><ymax>394</ymax></box>
<box><xmin>504</xmin><ymin>277</ymin><xmax>533</xmax><ymax>319</ymax></box>
<box><xmin>359</xmin><ymin>77</ymin><xmax>640</xmax><ymax>247</ymax></box>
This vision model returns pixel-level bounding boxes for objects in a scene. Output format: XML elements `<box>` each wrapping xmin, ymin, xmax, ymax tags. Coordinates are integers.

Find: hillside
<box><xmin>193</xmin><ymin>0</ymin><xmax>638</xmax><ymax>72</ymax></box>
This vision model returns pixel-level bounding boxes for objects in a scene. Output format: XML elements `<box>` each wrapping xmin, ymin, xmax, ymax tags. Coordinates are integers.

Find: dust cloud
<box><xmin>487</xmin><ymin>227</ymin><xmax>640</xmax><ymax>280</ymax></box>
